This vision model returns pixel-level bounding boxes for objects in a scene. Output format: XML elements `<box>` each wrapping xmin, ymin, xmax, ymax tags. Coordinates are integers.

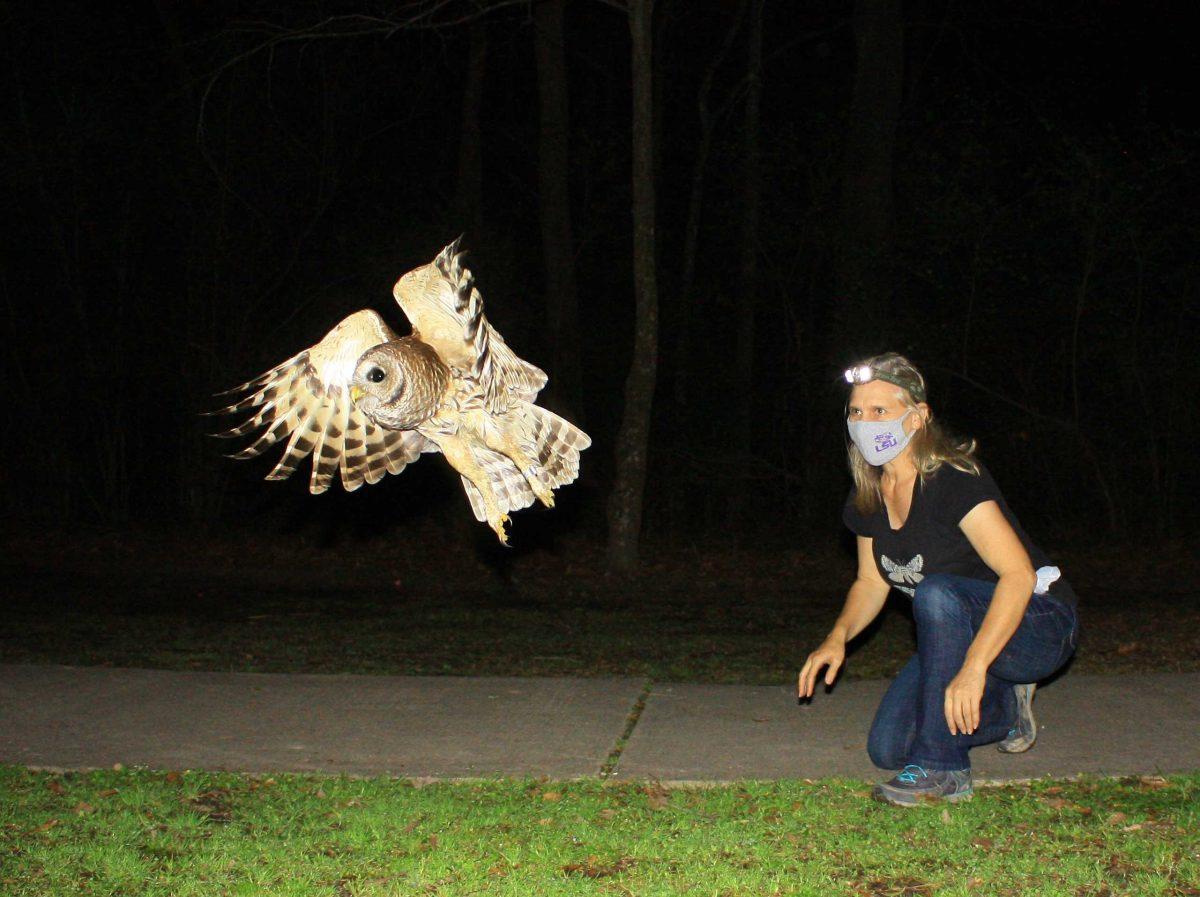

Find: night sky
<box><xmin>3</xmin><ymin>0</ymin><xmax>1196</xmax><ymax>555</ymax></box>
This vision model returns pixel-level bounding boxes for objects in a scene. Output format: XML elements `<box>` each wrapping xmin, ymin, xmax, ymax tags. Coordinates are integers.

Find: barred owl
<box><xmin>211</xmin><ymin>239</ymin><xmax>590</xmax><ymax>544</ymax></box>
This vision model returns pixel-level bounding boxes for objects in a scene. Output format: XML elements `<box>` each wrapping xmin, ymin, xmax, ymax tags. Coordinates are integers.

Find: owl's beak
<box><xmin>350</xmin><ymin>385</ymin><xmax>364</xmax><ymax>404</ymax></box>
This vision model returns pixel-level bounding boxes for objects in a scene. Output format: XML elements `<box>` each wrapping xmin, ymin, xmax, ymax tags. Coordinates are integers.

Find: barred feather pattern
<box><xmin>211</xmin><ymin>310</ymin><xmax>429</xmax><ymax>494</ymax></box>
<box><xmin>456</xmin><ymin>402</ymin><xmax>592</xmax><ymax>521</ymax></box>
<box><xmin>396</xmin><ymin>239</ymin><xmax>548</xmax><ymax>415</ymax></box>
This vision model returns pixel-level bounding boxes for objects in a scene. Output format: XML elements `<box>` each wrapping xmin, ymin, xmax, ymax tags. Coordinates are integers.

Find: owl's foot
<box><xmin>490</xmin><ymin>513</ymin><xmax>511</xmax><ymax>545</ymax></box>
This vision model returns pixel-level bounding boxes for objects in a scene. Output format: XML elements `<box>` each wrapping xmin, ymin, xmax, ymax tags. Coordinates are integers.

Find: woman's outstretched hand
<box><xmin>798</xmin><ymin>636</ymin><xmax>846</xmax><ymax>698</ymax></box>
<box><xmin>944</xmin><ymin>664</ymin><xmax>986</xmax><ymax>735</ymax></box>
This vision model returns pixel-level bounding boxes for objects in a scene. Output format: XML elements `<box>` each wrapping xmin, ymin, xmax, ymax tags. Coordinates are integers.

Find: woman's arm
<box><xmin>830</xmin><ymin>536</ymin><xmax>893</xmax><ymax>642</ymax></box>
<box><xmin>943</xmin><ymin>500</ymin><xmax>1038</xmax><ymax>734</ymax></box>
<box><xmin>798</xmin><ymin>536</ymin><xmax>891</xmax><ymax>697</ymax></box>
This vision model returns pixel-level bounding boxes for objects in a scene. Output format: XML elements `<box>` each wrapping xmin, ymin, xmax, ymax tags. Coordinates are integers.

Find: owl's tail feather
<box><xmin>522</xmin><ymin>404</ymin><xmax>591</xmax><ymax>491</ymax></box>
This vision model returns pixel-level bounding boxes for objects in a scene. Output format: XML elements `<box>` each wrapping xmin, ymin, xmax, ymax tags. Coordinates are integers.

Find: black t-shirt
<box><xmin>842</xmin><ymin>463</ymin><xmax>1077</xmax><ymax>607</ymax></box>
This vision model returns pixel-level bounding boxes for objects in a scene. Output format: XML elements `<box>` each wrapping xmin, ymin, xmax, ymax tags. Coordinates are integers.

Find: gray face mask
<box><xmin>847</xmin><ymin>410</ymin><xmax>915</xmax><ymax>466</ymax></box>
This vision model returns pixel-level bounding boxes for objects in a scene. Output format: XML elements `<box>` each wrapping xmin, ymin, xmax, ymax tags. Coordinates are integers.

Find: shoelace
<box><xmin>897</xmin><ymin>764</ymin><xmax>928</xmax><ymax>784</ymax></box>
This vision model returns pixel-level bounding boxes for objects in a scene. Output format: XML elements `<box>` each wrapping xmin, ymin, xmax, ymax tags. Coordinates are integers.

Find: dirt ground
<box><xmin>2</xmin><ymin>525</ymin><xmax>1197</xmax><ymax>682</ymax></box>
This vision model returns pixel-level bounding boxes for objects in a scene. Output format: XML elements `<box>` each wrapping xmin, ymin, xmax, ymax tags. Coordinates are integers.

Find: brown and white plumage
<box><xmin>393</xmin><ymin>240</ymin><xmax>548</xmax><ymax>412</ymax></box>
<box><xmin>211</xmin><ymin>238</ymin><xmax>590</xmax><ymax>543</ymax></box>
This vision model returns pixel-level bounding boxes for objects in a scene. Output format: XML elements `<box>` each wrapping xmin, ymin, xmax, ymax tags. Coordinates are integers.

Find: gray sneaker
<box><xmin>872</xmin><ymin>765</ymin><xmax>974</xmax><ymax>807</ymax></box>
<box><xmin>998</xmin><ymin>683</ymin><xmax>1037</xmax><ymax>753</ymax></box>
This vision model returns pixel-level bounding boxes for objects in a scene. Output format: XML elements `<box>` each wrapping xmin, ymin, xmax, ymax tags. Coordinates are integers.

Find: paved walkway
<box><xmin>2</xmin><ymin>664</ymin><xmax>1197</xmax><ymax>782</ymax></box>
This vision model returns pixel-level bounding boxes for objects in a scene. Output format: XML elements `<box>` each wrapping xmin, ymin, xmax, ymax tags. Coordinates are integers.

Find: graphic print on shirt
<box><xmin>881</xmin><ymin>554</ymin><xmax>924</xmax><ymax>596</ymax></box>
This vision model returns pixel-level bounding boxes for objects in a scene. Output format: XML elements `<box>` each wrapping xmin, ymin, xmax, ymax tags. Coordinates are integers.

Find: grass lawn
<box><xmin>3</xmin><ymin>768</ymin><xmax>1198</xmax><ymax>897</ymax></box>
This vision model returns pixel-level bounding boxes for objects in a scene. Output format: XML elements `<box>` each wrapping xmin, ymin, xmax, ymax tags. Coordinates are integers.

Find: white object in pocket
<box><xmin>1034</xmin><ymin>565</ymin><xmax>1061</xmax><ymax>595</ymax></box>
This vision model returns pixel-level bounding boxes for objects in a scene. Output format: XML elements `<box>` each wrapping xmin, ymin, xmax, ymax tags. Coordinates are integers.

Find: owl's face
<box><xmin>349</xmin><ymin>341</ymin><xmax>447</xmax><ymax>430</ymax></box>
<box><xmin>351</xmin><ymin>348</ymin><xmax>409</xmax><ymax>425</ymax></box>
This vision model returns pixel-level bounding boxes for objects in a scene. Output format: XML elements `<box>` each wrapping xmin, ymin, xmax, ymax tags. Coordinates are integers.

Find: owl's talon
<box><xmin>491</xmin><ymin>514</ymin><xmax>511</xmax><ymax>545</ymax></box>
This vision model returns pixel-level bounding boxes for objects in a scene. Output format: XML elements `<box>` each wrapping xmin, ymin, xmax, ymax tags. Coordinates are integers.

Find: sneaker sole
<box><xmin>871</xmin><ymin>787</ymin><xmax>974</xmax><ymax>808</ymax></box>
<box><xmin>998</xmin><ymin>684</ymin><xmax>1037</xmax><ymax>753</ymax></box>
<box><xmin>997</xmin><ymin>734</ymin><xmax>1036</xmax><ymax>753</ymax></box>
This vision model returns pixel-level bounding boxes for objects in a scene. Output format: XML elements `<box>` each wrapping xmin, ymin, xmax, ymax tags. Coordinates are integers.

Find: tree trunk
<box><xmin>455</xmin><ymin>17</ymin><xmax>487</xmax><ymax>238</ymax></box>
<box><xmin>831</xmin><ymin>0</ymin><xmax>903</xmax><ymax>357</ymax></box>
<box><xmin>606</xmin><ymin>0</ymin><xmax>658</xmax><ymax>574</ymax></box>
<box><xmin>728</xmin><ymin>0</ymin><xmax>763</xmax><ymax>529</ymax></box>
<box><xmin>533</xmin><ymin>0</ymin><xmax>583</xmax><ymax>415</ymax></box>
<box><xmin>669</xmin><ymin>2</ymin><xmax>745</xmax><ymax>532</ymax></box>
<box><xmin>674</xmin><ymin>0</ymin><xmax>747</xmax><ymax>410</ymax></box>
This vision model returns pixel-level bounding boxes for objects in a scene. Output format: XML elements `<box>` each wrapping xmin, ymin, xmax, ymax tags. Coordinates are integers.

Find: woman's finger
<box><xmin>799</xmin><ymin>658</ymin><xmax>817</xmax><ymax>697</ymax></box>
<box><xmin>944</xmin><ymin>692</ymin><xmax>957</xmax><ymax>735</ymax></box>
<box><xmin>824</xmin><ymin>657</ymin><xmax>841</xmax><ymax>685</ymax></box>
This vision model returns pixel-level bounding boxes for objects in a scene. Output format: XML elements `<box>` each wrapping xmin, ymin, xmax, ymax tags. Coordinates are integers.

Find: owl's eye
<box><xmin>366</xmin><ymin>366</ymin><xmax>386</xmax><ymax>384</ymax></box>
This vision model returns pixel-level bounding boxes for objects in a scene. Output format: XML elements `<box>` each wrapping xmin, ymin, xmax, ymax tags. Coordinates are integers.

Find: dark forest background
<box><xmin>3</xmin><ymin>0</ymin><xmax>1197</xmax><ymax>572</ymax></box>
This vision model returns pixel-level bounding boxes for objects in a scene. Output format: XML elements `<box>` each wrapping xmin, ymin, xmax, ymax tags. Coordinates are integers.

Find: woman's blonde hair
<box><xmin>846</xmin><ymin>352</ymin><xmax>980</xmax><ymax>515</ymax></box>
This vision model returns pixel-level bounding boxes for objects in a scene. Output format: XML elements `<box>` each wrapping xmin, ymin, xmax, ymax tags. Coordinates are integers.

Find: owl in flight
<box><xmin>213</xmin><ymin>238</ymin><xmax>590</xmax><ymax>544</ymax></box>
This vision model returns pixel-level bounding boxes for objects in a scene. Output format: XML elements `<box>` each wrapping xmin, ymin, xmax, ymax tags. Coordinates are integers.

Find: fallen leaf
<box><xmin>541</xmin><ymin>791</ymin><xmax>562</xmax><ymax>803</ymax></box>
<box><xmin>862</xmin><ymin>876</ymin><xmax>934</xmax><ymax>896</ymax></box>
<box><xmin>1116</xmin><ymin>641</ymin><xmax>1140</xmax><ymax>655</ymax></box>
<box><xmin>73</xmin><ymin>802</ymin><xmax>94</xmax><ymax>816</ymax></box>
<box><xmin>97</xmin><ymin>789</ymin><xmax>119</xmax><ymax>798</ymax></box>
<box><xmin>186</xmin><ymin>789</ymin><xmax>233</xmax><ymax>824</ymax></box>
<box><xmin>598</xmin><ymin>808</ymin><xmax>617</xmax><ymax>820</ymax></box>
<box><xmin>165</xmin><ymin>771</ymin><xmax>181</xmax><ymax>784</ymax></box>
<box><xmin>561</xmin><ymin>856</ymin><xmax>635</xmax><ymax>878</ymax></box>
<box><xmin>46</xmin><ymin>780</ymin><xmax>65</xmax><ymax>796</ymax></box>
<box><xmin>36</xmin><ymin>819</ymin><xmax>59</xmax><ymax>833</ymax></box>
<box><xmin>642</xmin><ymin>784</ymin><xmax>670</xmax><ymax>810</ymax></box>
<box><xmin>971</xmin><ymin>837</ymin><xmax>994</xmax><ymax>849</ymax></box>
<box><xmin>940</xmin><ymin>808</ymin><xmax>952</xmax><ymax>824</ymax></box>
<box><xmin>1138</xmin><ymin>775</ymin><xmax>1170</xmax><ymax>790</ymax></box>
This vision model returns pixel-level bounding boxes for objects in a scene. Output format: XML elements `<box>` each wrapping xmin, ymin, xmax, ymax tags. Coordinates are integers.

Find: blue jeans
<box><xmin>867</xmin><ymin>573</ymin><xmax>1078</xmax><ymax>772</ymax></box>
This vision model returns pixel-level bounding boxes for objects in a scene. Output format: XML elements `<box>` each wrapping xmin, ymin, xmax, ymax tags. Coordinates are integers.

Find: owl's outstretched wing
<box><xmin>211</xmin><ymin>309</ymin><xmax>433</xmax><ymax>493</ymax></box>
<box><xmin>392</xmin><ymin>238</ymin><xmax>547</xmax><ymax>414</ymax></box>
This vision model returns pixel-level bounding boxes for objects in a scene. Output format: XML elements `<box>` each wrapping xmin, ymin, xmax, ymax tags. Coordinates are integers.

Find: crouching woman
<box><xmin>798</xmin><ymin>353</ymin><xmax>1079</xmax><ymax>806</ymax></box>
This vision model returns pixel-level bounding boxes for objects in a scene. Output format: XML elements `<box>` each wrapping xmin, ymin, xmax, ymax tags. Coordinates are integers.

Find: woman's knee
<box><xmin>912</xmin><ymin>573</ymin><xmax>967</xmax><ymax>621</ymax></box>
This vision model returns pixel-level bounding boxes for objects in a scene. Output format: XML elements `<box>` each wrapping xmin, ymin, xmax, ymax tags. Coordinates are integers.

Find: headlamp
<box><xmin>844</xmin><ymin>365</ymin><xmax>874</xmax><ymax>385</ymax></box>
<box><xmin>843</xmin><ymin>365</ymin><xmax>926</xmax><ymax>402</ymax></box>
